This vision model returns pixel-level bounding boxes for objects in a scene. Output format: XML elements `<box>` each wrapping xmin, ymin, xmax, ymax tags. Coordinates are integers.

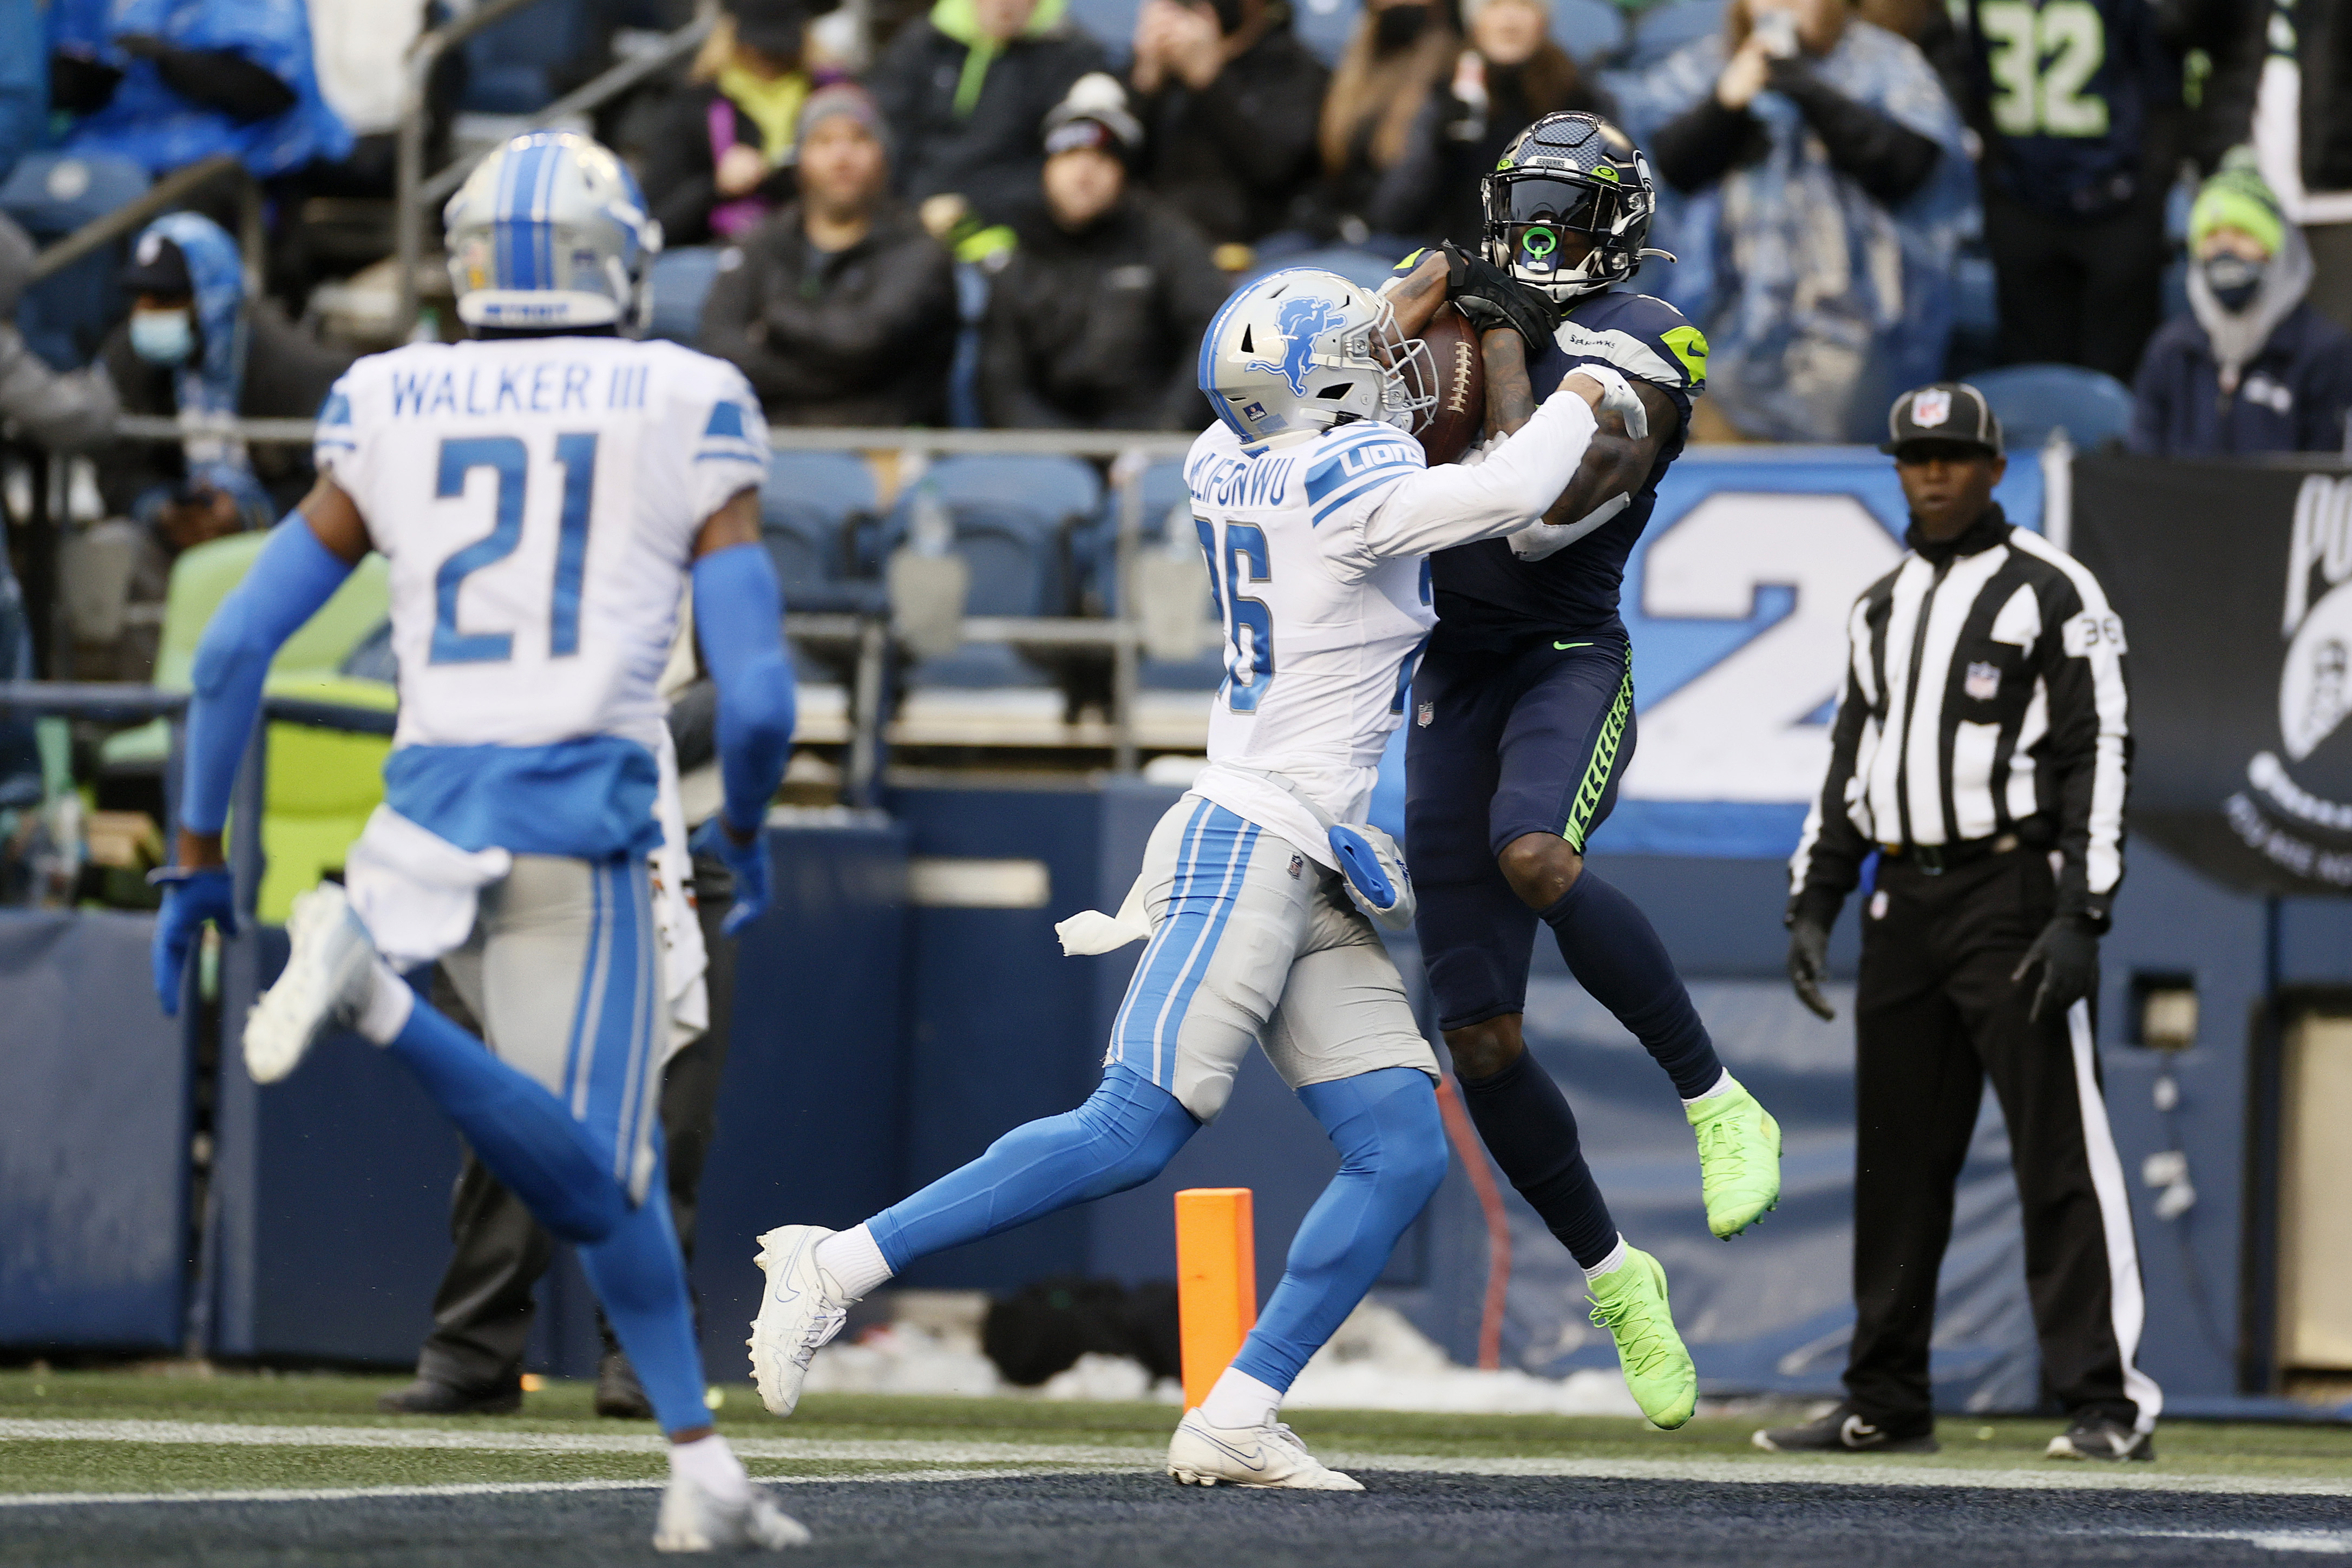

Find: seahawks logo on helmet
<box><xmin>1481</xmin><ymin>112</ymin><xmax>1667</xmax><ymax>307</ymax></box>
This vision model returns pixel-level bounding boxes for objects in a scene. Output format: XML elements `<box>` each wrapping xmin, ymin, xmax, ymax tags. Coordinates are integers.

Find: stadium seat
<box><xmin>1</xmin><ymin>152</ymin><xmax>150</xmax><ymax>370</ymax></box>
<box><xmin>1065</xmin><ymin>0</ymin><xmax>1141</xmax><ymax>60</ymax></box>
<box><xmin>762</xmin><ymin>449</ymin><xmax>880</xmax><ymax>611</ymax></box>
<box><xmin>1627</xmin><ymin>0</ymin><xmax>1726</xmax><ymax>67</ymax></box>
<box><xmin>1076</xmin><ymin>462</ymin><xmax>1226</xmax><ymax>691</ymax></box>
<box><xmin>1554</xmin><ymin>0</ymin><xmax>1629</xmax><ymax>64</ymax></box>
<box><xmin>879</xmin><ymin>456</ymin><xmax>1102</xmax><ymax>686</ymax></box>
<box><xmin>461</xmin><ymin>0</ymin><xmax>589</xmax><ymax>113</ymax></box>
<box><xmin>1968</xmin><ymin>363</ymin><xmax>2136</xmax><ymax>452</ymax></box>
<box><xmin>99</xmin><ymin>533</ymin><xmax>395</xmax><ymax>916</ymax></box>
<box><xmin>646</xmin><ymin>246</ymin><xmax>721</xmax><ymax>346</ymax></box>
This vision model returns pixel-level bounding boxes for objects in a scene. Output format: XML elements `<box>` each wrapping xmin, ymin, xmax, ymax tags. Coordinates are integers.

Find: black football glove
<box><xmin>2013</xmin><ymin>914</ymin><xmax>2100</xmax><ymax>1023</ymax></box>
<box><xmin>1441</xmin><ymin>240</ymin><xmax>1558</xmax><ymax>358</ymax></box>
<box><xmin>1786</xmin><ymin>915</ymin><xmax>1835</xmax><ymax>1021</ymax></box>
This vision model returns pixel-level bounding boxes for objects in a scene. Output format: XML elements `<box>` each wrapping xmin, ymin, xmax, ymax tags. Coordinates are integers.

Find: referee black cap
<box><xmin>1881</xmin><ymin>382</ymin><xmax>2003</xmax><ymax>459</ymax></box>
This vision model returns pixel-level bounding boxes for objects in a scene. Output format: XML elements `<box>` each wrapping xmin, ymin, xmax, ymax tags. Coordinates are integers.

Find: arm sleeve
<box><xmin>179</xmin><ymin>518</ymin><xmax>358</xmax><ymax>834</ymax></box>
<box><xmin>2036</xmin><ymin>573</ymin><xmax>2131</xmax><ymax>928</ymax></box>
<box><xmin>690</xmin><ymin>543</ymin><xmax>796</xmax><ymax>834</ymax></box>
<box><xmin>1786</xmin><ymin>601</ymin><xmax>1876</xmax><ymax>928</ymax></box>
<box><xmin>1768</xmin><ymin>60</ymin><xmax>1943</xmax><ymax>205</ymax></box>
<box><xmin>1319</xmin><ymin>390</ymin><xmax>1600</xmax><ymax>577</ymax></box>
<box><xmin>1650</xmin><ymin>92</ymin><xmax>1758</xmax><ymax>194</ymax></box>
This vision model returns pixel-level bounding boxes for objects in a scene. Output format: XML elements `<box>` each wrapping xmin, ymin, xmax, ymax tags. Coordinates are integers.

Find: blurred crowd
<box><xmin>6</xmin><ymin>0</ymin><xmax>2352</xmax><ymax>711</ymax></box>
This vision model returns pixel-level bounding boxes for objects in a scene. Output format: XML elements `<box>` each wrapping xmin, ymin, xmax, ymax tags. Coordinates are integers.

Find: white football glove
<box><xmin>1509</xmin><ymin>493</ymin><xmax>1630</xmax><ymax>560</ymax></box>
<box><xmin>1570</xmin><ymin>363</ymin><xmax>1648</xmax><ymax>441</ymax></box>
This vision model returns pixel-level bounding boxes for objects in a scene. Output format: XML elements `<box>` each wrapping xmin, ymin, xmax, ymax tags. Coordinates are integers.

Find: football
<box><xmin>1414</xmin><ymin>303</ymin><xmax>1484</xmax><ymax>465</ymax></box>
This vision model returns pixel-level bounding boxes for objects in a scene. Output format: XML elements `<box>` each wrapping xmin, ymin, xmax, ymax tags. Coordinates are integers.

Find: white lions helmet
<box><xmin>1198</xmin><ymin>268</ymin><xmax>1437</xmax><ymax>447</ymax></box>
<box><xmin>444</xmin><ymin>130</ymin><xmax>661</xmax><ymax>330</ymax></box>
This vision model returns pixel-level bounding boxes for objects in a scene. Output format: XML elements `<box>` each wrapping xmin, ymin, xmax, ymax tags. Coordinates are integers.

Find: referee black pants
<box><xmin>1845</xmin><ymin>848</ymin><xmax>2158</xmax><ymax>1432</ymax></box>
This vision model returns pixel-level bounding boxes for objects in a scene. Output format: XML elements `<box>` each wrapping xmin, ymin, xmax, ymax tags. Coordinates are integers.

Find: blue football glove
<box><xmin>149</xmin><ymin>864</ymin><xmax>237</xmax><ymax>1015</ymax></box>
<box><xmin>691</xmin><ymin>813</ymin><xmax>770</xmax><ymax>938</ymax></box>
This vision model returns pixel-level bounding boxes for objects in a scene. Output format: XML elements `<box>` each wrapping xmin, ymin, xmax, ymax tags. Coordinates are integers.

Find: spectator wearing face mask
<box><xmin>1126</xmin><ymin>0</ymin><xmax>1329</xmax><ymax>248</ymax></box>
<box><xmin>1622</xmin><ymin>0</ymin><xmax>1973</xmax><ymax>442</ymax></box>
<box><xmin>978</xmin><ymin>77</ymin><xmax>1232</xmax><ymax>429</ymax></box>
<box><xmin>1370</xmin><ymin>0</ymin><xmax>1613</xmax><ymax>248</ymax></box>
<box><xmin>641</xmin><ymin>0</ymin><xmax>814</xmax><ymax>249</ymax></box>
<box><xmin>2131</xmin><ymin>158</ymin><xmax>2352</xmax><ymax>455</ymax></box>
<box><xmin>1316</xmin><ymin>0</ymin><xmax>1461</xmax><ymax>241</ymax></box>
<box><xmin>868</xmin><ymin>0</ymin><xmax>1106</xmax><ymax>245</ymax></box>
<box><xmin>698</xmin><ymin>84</ymin><xmax>959</xmax><ymax>425</ymax></box>
<box><xmin>67</xmin><ymin>214</ymin><xmax>350</xmax><ymax>681</ymax></box>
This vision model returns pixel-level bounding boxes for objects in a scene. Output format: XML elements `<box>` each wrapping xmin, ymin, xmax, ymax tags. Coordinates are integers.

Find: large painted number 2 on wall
<box><xmin>430</xmin><ymin>432</ymin><xmax>599</xmax><ymax>664</ymax></box>
<box><xmin>1195</xmin><ymin>514</ymin><xmax>1275</xmax><ymax>712</ymax></box>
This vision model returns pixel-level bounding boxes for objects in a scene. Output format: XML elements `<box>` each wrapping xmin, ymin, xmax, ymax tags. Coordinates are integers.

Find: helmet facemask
<box><xmin>1362</xmin><ymin>294</ymin><xmax>1439</xmax><ymax>434</ymax></box>
<box><xmin>1482</xmin><ymin>164</ymin><xmax>1645</xmax><ymax>306</ymax></box>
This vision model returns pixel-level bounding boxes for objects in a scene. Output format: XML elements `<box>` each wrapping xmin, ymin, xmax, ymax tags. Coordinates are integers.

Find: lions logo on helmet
<box><xmin>1482</xmin><ymin>112</ymin><xmax>1665</xmax><ymax>306</ymax></box>
<box><xmin>443</xmin><ymin>130</ymin><xmax>662</xmax><ymax>330</ymax></box>
<box><xmin>1198</xmin><ymin>268</ymin><xmax>1437</xmax><ymax>448</ymax></box>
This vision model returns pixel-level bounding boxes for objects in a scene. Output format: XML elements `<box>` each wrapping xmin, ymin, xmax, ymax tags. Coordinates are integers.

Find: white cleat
<box><xmin>243</xmin><ymin>883</ymin><xmax>379</xmax><ymax>1085</ymax></box>
<box><xmin>652</xmin><ymin>1471</ymin><xmax>811</xmax><ymax>1553</ymax></box>
<box><xmin>748</xmin><ymin>1225</ymin><xmax>849</xmax><ymax>1418</ymax></box>
<box><xmin>1165</xmin><ymin>1408</ymin><xmax>1364</xmax><ymax>1491</ymax></box>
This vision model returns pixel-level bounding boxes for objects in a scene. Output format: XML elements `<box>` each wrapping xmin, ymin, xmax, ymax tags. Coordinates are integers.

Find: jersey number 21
<box><xmin>430</xmin><ymin>434</ymin><xmax>597</xmax><ymax>664</ymax></box>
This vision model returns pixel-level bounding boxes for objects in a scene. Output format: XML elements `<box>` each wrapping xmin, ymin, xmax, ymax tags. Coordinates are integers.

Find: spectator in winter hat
<box><xmin>2131</xmin><ymin>155</ymin><xmax>2352</xmax><ymax>456</ymax></box>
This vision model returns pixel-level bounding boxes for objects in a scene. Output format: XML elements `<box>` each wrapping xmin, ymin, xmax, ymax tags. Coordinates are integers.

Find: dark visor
<box><xmin>1493</xmin><ymin>169</ymin><xmax>1620</xmax><ymax>234</ymax></box>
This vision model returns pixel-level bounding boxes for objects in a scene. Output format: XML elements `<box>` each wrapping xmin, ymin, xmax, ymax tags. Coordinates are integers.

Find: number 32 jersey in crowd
<box><xmin>314</xmin><ymin>336</ymin><xmax>769</xmax><ymax>860</ymax></box>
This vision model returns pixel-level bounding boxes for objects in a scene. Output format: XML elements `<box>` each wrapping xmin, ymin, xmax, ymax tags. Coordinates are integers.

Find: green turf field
<box><xmin>5</xmin><ymin>1368</ymin><xmax>2349</xmax><ymax>1500</ymax></box>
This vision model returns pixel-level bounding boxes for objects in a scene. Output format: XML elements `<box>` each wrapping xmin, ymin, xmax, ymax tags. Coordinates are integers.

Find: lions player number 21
<box><xmin>431</xmin><ymin>432</ymin><xmax>599</xmax><ymax>664</ymax></box>
<box><xmin>1194</xmin><ymin>511</ymin><xmax>1274</xmax><ymax>711</ymax></box>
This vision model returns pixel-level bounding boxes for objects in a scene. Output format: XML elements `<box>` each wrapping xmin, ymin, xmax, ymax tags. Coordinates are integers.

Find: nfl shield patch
<box><xmin>1913</xmin><ymin>388</ymin><xmax>1953</xmax><ymax>428</ymax></box>
<box><xmin>1288</xmin><ymin>853</ymin><xmax>1305</xmax><ymax>880</ymax></box>
<box><xmin>1965</xmin><ymin>660</ymin><xmax>2001</xmax><ymax>700</ymax></box>
<box><xmin>1416</xmin><ymin>700</ymin><xmax>1434</xmax><ymax>727</ymax></box>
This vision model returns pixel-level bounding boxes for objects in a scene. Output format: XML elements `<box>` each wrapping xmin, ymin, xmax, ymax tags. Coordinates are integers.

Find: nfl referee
<box><xmin>1758</xmin><ymin>383</ymin><xmax>2162</xmax><ymax>1462</ymax></box>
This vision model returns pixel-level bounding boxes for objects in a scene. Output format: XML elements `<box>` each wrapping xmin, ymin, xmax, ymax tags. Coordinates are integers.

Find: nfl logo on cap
<box><xmin>1912</xmin><ymin>389</ymin><xmax>1951</xmax><ymax>428</ymax></box>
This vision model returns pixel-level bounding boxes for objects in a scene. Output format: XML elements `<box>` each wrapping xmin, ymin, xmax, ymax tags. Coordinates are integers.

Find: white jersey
<box><xmin>316</xmin><ymin>334</ymin><xmax>767</xmax><ymax>857</ymax></box>
<box><xmin>1187</xmin><ymin>391</ymin><xmax>1603</xmax><ymax>865</ymax></box>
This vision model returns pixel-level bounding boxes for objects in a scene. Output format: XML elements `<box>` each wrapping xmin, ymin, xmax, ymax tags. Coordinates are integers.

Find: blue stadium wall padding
<box><xmin>203</xmin><ymin>817</ymin><xmax>914</xmax><ymax>1375</ymax></box>
<box><xmin>687</xmin><ymin>813</ymin><xmax>912</xmax><ymax>1379</ymax></box>
<box><xmin>0</xmin><ymin>910</ymin><xmax>188</xmax><ymax>1350</ymax></box>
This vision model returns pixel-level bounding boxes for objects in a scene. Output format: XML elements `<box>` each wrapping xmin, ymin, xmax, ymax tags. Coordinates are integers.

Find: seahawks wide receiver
<box><xmin>1384</xmin><ymin>113</ymin><xmax>1783</xmax><ymax>1362</ymax></box>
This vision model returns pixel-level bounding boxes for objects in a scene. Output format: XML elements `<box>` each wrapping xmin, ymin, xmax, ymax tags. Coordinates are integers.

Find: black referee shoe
<box><xmin>1752</xmin><ymin>1403</ymin><xmax>1939</xmax><ymax>1454</ymax></box>
<box><xmin>2046</xmin><ymin>1413</ymin><xmax>2154</xmax><ymax>1461</ymax></box>
<box><xmin>594</xmin><ymin>1350</ymin><xmax>654</xmax><ymax>1420</ymax></box>
<box><xmin>376</xmin><ymin>1375</ymin><xmax>521</xmax><ymax>1415</ymax></box>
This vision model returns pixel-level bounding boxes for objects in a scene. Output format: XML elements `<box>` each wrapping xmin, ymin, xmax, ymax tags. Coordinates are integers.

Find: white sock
<box><xmin>813</xmin><ymin>1224</ymin><xmax>893</xmax><ymax>1300</ymax></box>
<box><xmin>1682</xmin><ymin>1069</ymin><xmax>1734</xmax><ymax>1106</ymax></box>
<box><xmin>1582</xmin><ymin>1235</ymin><xmax>1629</xmax><ymax>1286</ymax></box>
<box><xmin>1198</xmin><ymin>1367</ymin><xmax>1282</xmax><ymax>1431</ymax></box>
<box><xmin>352</xmin><ymin>959</ymin><xmax>414</xmax><ymax>1045</ymax></box>
<box><xmin>669</xmin><ymin>1432</ymin><xmax>751</xmax><ymax>1502</ymax></box>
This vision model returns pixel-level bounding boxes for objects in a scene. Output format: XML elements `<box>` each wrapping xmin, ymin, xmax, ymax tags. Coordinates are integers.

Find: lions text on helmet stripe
<box><xmin>444</xmin><ymin>131</ymin><xmax>663</xmax><ymax>331</ymax></box>
<box><xmin>1198</xmin><ymin>268</ymin><xmax>1437</xmax><ymax>449</ymax></box>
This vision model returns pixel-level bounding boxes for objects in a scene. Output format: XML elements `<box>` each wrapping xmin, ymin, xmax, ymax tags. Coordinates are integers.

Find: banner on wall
<box><xmin>2072</xmin><ymin>455</ymin><xmax>2352</xmax><ymax>896</ymax></box>
<box><xmin>1595</xmin><ymin>447</ymin><xmax>2045</xmax><ymax>859</ymax></box>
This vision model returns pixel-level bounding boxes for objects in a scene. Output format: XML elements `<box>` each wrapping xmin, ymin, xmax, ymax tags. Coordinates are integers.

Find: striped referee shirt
<box><xmin>1788</xmin><ymin>504</ymin><xmax>2132</xmax><ymax>929</ymax></box>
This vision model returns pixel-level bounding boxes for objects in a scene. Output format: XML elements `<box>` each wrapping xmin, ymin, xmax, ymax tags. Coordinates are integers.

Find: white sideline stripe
<box><xmin>0</xmin><ymin>1468</ymin><xmax>1078</xmax><ymax>1510</ymax></box>
<box><xmin>5</xmin><ymin>1422</ymin><xmax>2350</xmax><ymax>1500</ymax></box>
<box><xmin>0</xmin><ymin>1420</ymin><xmax>1157</xmax><ymax>1465</ymax></box>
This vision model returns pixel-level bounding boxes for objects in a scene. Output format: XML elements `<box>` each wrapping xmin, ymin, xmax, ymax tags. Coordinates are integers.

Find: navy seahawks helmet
<box><xmin>1481</xmin><ymin>112</ymin><xmax>1662</xmax><ymax>306</ymax></box>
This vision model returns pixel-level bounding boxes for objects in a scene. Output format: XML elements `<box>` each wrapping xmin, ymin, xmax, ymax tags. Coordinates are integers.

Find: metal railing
<box><xmin>393</xmin><ymin>0</ymin><xmax>722</xmax><ymax>336</ymax></box>
<box><xmin>54</xmin><ymin>417</ymin><xmax>1209</xmax><ymax>780</ymax></box>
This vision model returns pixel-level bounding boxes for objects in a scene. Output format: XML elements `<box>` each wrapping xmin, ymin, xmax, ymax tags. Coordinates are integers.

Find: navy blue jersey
<box><xmin>1427</xmin><ymin>287</ymin><xmax>1706</xmax><ymax>646</ymax></box>
<box><xmin>1956</xmin><ymin>0</ymin><xmax>2174</xmax><ymax>215</ymax></box>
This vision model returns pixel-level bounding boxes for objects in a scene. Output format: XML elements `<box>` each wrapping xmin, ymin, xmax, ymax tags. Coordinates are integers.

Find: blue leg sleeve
<box><xmin>579</xmin><ymin>1140</ymin><xmax>710</xmax><ymax>1435</ymax></box>
<box><xmin>867</xmin><ymin>1064</ymin><xmax>1197</xmax><ymax>1274</ymax></box>
<box><xmin>1230</xmin><ymin>1067</ymin><xmax>1449</xmax><ymax>1392</ymax></box>
<box><xmin>386</xmin><ymin>993</ymin><xmax>627</xmax><ymax>1245</ymax></box>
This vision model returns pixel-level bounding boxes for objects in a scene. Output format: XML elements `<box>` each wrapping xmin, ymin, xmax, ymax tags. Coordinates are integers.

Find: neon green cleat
<box><xmin>1587</xmin><ymin>1246</ymin><xmax>1698</xmax><ymax>1430</ymax></box>
<box><xmin>1688</xmin><ymin>1075</ymin><xmax>1782</xmax><ymax>1238</ymax></box>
